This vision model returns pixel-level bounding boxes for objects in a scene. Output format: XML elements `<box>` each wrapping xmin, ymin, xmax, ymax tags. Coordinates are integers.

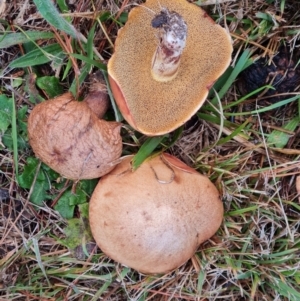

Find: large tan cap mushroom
<box><xmin>89</xmin><ymin>153</ymin><xmax>223</xmax><ymax>274</ymax></box>
<box><xmin>28</xmin><ymin>87</ymin><xmax>122</xmax><ymax>180</ymax></box>
<box><xmin>108</xmin><ymin>0</ymin><xmax>233</xmax><ymax>136</ymax></box>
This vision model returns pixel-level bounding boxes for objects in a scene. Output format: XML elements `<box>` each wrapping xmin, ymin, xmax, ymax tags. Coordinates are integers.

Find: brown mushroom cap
<box><xmin>89</xmin><ymin>153</ymin><xmax>223</xmax><ymax>274</ymax></box>
<box><xmin>28</xmin><ymin>93</ymin><xmax>122</xmax><ymax>180</ymax></box>
<box><xmin>108</xmin><ymin>0</ymin><xmax>233</xmax><ymax>136</ymax></box>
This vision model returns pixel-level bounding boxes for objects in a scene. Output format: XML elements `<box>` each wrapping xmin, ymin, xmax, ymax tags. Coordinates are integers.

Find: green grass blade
<box><xmin>224</xmin><ymin>95</ymin><xmax>300</xmax><ymax>116</ymax></box>
<box><xmin>197</xmin><ymin>267</ymin><xmax>206</xmax><ymax>294</ymax></box>
<box><xmin>86</xmin><ymin>24</ymin><xmax>95</xmax><ymax>58</ymax></box>
<box><xmin>208</xmin><ymin>66</ymin><xmax>233</xmax><ymax>98</ymax></box>
<box><xmin>211</xmin><ymin>49</ymin><xmax>252</xmax><ymax>105</ymax></box>
<box><xmin>62</xmin><ymin>57</ymin><xmax>73</xmax><ymax>81</ymax></box>
<box><xmin>267</xmin><ymin>116</ymin><xmax>300</xmax><ymax>148</ymax></box>
<box><xmin>70</xmin><ymin>53</ymin><xmax>107</xmax><ymax>70</ymax></box>
<box><xmin>162</xmin><ymin>125</ymin><xmax>183</xmax><ymax>148</ymax></box>
<box><xmin>198</xmin><ymin>112</ymin><xmax>241</xmax><ymax>129</ymax></box>
<box><xmin>263</xmin><ymin>248</ymin><xmax>298</xmax><ymax>259</ymax></box>
<box><xmin>216</xmin><ymin>118</ymin><xmax>251</xmax><ymax>146</ymax></box>
<box><xmin>132</xmin><ymin>136</ymin><xmax>166</xmax><ymax>170</ymax></box>
<box><xmin>32</xmin><ymin>238</ymin><xmax>51</xmax><ymax>286</ymax></box>
<box><xmin>33</xmin><ymin>0</ymin><xmax>77</xmax><ymax>38</ymax></box>
<box><xmin>69</xmin><ymin>63</ymin><xmax>92</xmax><ymax>96</ymax></box>
<box><xmin>280</xmin><ymin>0</ymin><xmax>286</xmax><ymax>14</ymax></box>
<box><xmin>9</xmin><ymin>43</ymin><xmax>64</xmax><ymax>68</ymax></box>
<box><xmin>268</xmin><ymin>280</ymin><xmax>300</xmax><ymax>299</ymax></box>
<box><xmin>222</xmin><ymin>85</ymin><xmax>274</xmax><ymax>110</ymax></box>
<box><xmin>0</xmin><ymin>31</ymin><xmax>54</xmax><ymax>49</ymax></box>
<box><xmin>91</xmin><ymin>281</ymin><xmax>113</xmax><ymax>301</ymax></box>
<box><xmin>56</xmin><ymin>0</ymin><xmax>72</xmax><ymax>22</ymax></box>
<box><xmin>0</xmin><ymin>94</ymin><xmax>13</xmax><ymax>132</ymax></box>
<box><xmin>11</xmin><ymin>94</ymin><xmax>18</xmax><ymax>178</ymax></box>
<box><xmin>67</xmin><ymin>25</ymin><xmax>99</xmax><ymax>95</ymax></box>
<box><xmin>226</xmin><ymin>205</ymin><xmax>258</xmax><ymax>216</ymax></box>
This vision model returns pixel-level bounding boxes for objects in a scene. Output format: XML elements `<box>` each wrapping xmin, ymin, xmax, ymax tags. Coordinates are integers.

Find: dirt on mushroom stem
<box><xmin>151</xmin><ymin>8</ymin><xmax>187</xmax><ymax>82</ymax></box>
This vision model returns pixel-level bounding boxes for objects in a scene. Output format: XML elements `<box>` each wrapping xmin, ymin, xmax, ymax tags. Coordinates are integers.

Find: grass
<box><xmin>1</xmin><ymin>0</ymin><xmax>300</xmax><ymax>300</ymax></box>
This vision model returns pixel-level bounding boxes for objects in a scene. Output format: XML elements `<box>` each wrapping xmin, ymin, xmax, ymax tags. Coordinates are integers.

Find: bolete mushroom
<box><xmin>108</xmin><ymin>0</ymin><xmax>233</xmax><ymax>136</ymax></box>
<box><xmin>27</xmin><ymin>77</ymin><xmax>122</xmax><ymax>180</ymax></box>
<box><xmin>89</xmin><ymin>153</ymin><xmax>223</xmax><ymax>274</ymax></box>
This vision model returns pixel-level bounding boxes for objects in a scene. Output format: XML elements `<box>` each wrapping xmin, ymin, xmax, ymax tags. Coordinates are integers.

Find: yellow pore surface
<box><xmin>108</xmin><ymin>0</ymin><xmax>233</xmax><ymax>135</ymax></box>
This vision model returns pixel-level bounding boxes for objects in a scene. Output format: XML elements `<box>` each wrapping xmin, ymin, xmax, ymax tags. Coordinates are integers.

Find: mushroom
<box><xmin>89</xmin><ymin>153</ymin><xmax>223</xmax><ymax>274</ymax></box>
<box><xmin>108</xmin><ymin>0</ymin><xmax>232</xmax><ymax>136</ymax></box>
<box><xmin>27</xmin><ymin>75</ymin><xmax>122</xmax><ymax>180</ymax></box>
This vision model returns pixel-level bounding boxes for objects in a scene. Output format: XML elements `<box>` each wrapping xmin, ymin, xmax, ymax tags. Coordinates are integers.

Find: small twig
<box><xmin>52</xmin><ymin>27</ymin><xmax>81</xmax><ymax>96</ymax></box>
<box><xmin>230</xmin><ymin>32</ymin><xmax>276</xmax><ymax>56</ymax></box>
<box><xmin>197</xmin><ymin>0</ymin><xmax>237</xmax><ymax>4</ymax></box>
<box><xmin>4</xmin><ymin>83</ymin><xmax>31</xmax><ymax>105</ymax></box>
<box><xmin>102</xmin><ymin>283</ymin><xmax>122</xmax><ymax>301</ymax></box>
<box><xmin>51</xmin><ymin>179</ymin><xmax>70</xmax><ymax>207</ymax></box>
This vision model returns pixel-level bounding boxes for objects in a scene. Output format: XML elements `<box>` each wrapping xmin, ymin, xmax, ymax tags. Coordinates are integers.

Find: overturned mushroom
<box><xmin>89</xmin><ymin>153</ymin><xmax>223</xmax><ymax>274</ymax></box>
<box><xmin>27</xmin><ymin>76</ymin><xmax>122</xmax><ymax>180</ymax></box>
<box><xmin>108</xmin><ymin>0</ymin><xmax>232</xmax><ymax>135</ymax></box>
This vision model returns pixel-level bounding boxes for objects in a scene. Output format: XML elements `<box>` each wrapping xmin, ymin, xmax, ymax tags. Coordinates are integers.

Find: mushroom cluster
<box><xmin>28</xmin><ymin>0</ymin><xmax>232</xmax><ymax>274</ymax></box>
<box><xmin>88</xmin><ymin>0</ymin><xmax>231</xmax><ymax>273</ymax></box>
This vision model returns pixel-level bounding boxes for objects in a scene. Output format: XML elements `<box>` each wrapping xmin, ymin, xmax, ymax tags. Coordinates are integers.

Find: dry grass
<box><xmin>1</xmin><ymin>0</ymin><xmax>300</xmax><ymax>300</ymax></box>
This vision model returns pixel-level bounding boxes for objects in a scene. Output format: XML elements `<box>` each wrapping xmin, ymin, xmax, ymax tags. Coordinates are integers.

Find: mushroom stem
<box><xmin>151</xmin><ymin>8</ymin><xmax>187</xmax><ymax>82</ymax></box>
<box><xmin>84</xmin><ymin>71</ymin><xmax>109</xmax><ymax>119</ymax></box>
